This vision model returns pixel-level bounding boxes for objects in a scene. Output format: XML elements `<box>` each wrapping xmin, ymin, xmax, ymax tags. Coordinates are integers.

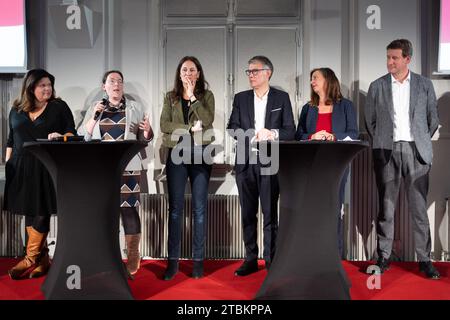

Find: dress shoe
<box><xmin>419</xmin><ymin>261</ymin><xmax>440</xmax><ymax>280</ymax></box>
<box><xmin>366</xmin><ymin>257</ymin><xmax>390</xmax><ymax>274</ymax></box>
<box><xmin>163</xmin><ymin>259</ymin><xmax>179</xmax><ymax>280</ymax></box>
<box><xmin>192</xmin><ymin>260</ymin><xmax>204</xmax><ymax>279</ymax></box>
<box><xmin>234</xmin><ymin>259</ymin><xmax>258</xmax><ymax>276</ymax></box>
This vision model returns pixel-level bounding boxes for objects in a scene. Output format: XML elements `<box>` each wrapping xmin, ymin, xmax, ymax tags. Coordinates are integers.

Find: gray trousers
<box><xmin>374</xmin><ymin>142</ymin><xmax>432</xmax><ymax>262</ymax></box>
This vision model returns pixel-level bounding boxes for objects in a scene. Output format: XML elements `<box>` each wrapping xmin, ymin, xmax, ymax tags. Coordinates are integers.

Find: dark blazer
<box><xmin>364</xmin><ymin>72</ymin><xmax>439</xmax><ymax>165</ymax></box>
<box><xmin>227</xmin><ymin>87</ymin><xmax>296</xmax><ymax>173</ymax></box>
<box><xmin>295</xmin><ymin>98</ymin><xmax>358</xmax><ymax>141</ymax></box>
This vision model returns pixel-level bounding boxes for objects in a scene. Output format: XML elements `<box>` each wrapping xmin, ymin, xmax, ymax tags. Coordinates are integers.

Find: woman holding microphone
<box><xmin>78</xmin><ymin>70</ymin><xmax>153</xmax><ymax>278</ymax></box>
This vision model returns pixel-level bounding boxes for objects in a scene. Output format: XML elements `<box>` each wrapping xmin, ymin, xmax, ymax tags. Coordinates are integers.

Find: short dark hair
<box><xmin>387</xmin><ymin>39</ymin><xmax>413</xmax><ymax>58</ymax></box>
<box><xmin>248</xmin><ymin>56</ymin><xmax>274</xmax><ymax>79</ymax></box>
<box><xmin>309</xmin><ymin>68</ymin><xmax>343</xmax><ymax>107</ymax></box>
<box><xmin>102</xmin><ymin>70</ymin><xmax>124</xmax><ymax>84</ymax></box>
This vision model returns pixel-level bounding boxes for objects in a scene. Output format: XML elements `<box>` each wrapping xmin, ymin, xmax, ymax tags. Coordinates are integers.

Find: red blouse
<box><xmin>309</xmin><ymin>112</ymin><xmax>332</xmax><ymax>140</ymax></box>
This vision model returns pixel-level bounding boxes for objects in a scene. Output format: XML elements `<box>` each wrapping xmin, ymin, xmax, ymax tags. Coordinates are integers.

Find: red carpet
<box><xmin>0</xmin><ymin>259</ymin><xmax>449</xmax><ymax>300</ymax></box>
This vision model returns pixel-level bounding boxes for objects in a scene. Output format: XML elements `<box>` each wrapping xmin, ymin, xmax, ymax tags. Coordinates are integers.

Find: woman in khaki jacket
<box><xmin>160</xmin><ymin>56</ymin><xmax>215</xmax><ymax>280</ymax></box>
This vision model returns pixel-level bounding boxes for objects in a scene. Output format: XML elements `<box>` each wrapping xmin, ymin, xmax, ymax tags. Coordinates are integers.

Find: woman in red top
<box><xmin>296</xmin><ymin>68</ymin><xmax>358</xmax><ymax>142</ymax></box>
<box><xmin>295</xmin><ymin>68</ymin><xmax>358</xmax><ymax>259</ymax></box>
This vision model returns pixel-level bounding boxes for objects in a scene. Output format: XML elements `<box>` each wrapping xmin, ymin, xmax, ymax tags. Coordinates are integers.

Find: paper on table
<box><xmin>339</xmin><ymin>136</ymin><xmax>361</xmax><ymax>141</ymax></box>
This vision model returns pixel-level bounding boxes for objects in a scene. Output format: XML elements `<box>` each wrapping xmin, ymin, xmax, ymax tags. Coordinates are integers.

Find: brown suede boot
<box><xmin>125</xmin><ymin>234</ymin><xmax>141</xmax><ymax>279</ymax></box>
<box><xmin>8</xmin><ymin>226</ymin><xmax>48</xmax><ymax>280</ymax></box>
<box><xmin>29</xmin><ymin>243</ymin><xmax>51</xmax><ymax>278</ymax></box>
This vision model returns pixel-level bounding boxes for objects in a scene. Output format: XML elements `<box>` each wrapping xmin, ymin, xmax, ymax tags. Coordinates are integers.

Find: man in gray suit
<box><xmin>364</xmin><ymin>39</ymin><xmax>440</xmax><ymax>279</ymax></box>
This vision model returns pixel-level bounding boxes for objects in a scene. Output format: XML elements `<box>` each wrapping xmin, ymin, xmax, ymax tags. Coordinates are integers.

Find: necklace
<box><xmin>29</xmin><ymin>104</ymin><xmax>47</xmax><ymax>121</ymax></box>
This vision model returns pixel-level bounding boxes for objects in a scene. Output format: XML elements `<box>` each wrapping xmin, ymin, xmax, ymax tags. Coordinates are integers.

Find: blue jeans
<box><xmin>166</xmin><ymin>149</ymin><xmax>212</xmax><ymax>261</ymax></box>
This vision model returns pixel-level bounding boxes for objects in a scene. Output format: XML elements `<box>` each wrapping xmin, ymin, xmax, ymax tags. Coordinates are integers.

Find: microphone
<box><xmin>94</xmin><ymin>95</ymin><xmax>109</xmax><ymax>120</ymax></box>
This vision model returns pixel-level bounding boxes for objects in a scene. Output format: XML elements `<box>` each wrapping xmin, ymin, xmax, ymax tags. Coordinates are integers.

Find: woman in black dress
<box><xmin>4</xmin><ymin>69</ymin><xmax>76</xmax><ymax>280</ymax></box>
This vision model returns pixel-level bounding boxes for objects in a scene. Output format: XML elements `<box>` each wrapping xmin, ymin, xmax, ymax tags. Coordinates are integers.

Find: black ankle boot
<box><xmin>192</xmin><ymin>260</ymin><xmax>204</xmax><ymax>279</ymax></box>
<box><xmin>234</xmin><ymin>259</ymin><xmax>258</xmax><ymax>276</ymax></box>
<box><xmin>163</xmin><ymin>259</ymin><xmax>179</xmax><ymax>280</ymax></box>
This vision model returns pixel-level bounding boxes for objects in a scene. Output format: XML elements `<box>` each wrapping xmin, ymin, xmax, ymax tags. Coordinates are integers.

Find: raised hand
<box><xmin>139</xmin><ymin>114</ymin><xmax>153</xmax><ymax>139</ymax></box>
<box><xmin>92</xmin><ymin>100</ymin><xmax>106</xmax><ymax>121</ymax></box>
<box><xmin>182</xmin><ymin>75</ymin><xmax>196</xmax><ymax>99</ymax></box>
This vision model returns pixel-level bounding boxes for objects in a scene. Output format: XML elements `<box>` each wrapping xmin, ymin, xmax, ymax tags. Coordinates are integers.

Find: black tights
<box><xmin>120</xmin><ymin>207</ymin><xmax>141</xmax><ymax>235</ymax></box>
<box><xmin>25</xmin><ymin>216</ymin><xmax>51</xmax><ymax>234</ymax></box>
<box><xmin>24</xmin><ymin>209</ymin><xmax>140</xmax><ymax>235</ymax></box>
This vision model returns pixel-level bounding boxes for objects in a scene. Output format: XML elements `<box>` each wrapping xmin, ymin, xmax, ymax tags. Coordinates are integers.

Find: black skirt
<box><xmin>3</xmin><ymin>99</ymin><xmax>76</xmax><ymax>217</ymax></box>
<box><xmin>4</xmin><ymin>153</ymin><xmax>56</xmax><ymax>216</ymax></box>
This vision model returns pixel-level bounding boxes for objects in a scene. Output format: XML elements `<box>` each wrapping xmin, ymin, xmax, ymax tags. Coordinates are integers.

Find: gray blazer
<box><xmin>364</xmin><ymin>72</ymin><xmax>439</xmax><ymax>165</ymax></box>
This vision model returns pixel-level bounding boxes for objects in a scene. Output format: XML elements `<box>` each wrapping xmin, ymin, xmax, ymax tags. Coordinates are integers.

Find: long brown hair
<box><xmin>310</xmin><ymin>68</ymin><xmax>342</xmax><ymax>106</ymax></box>
<box><xmin>170</xmin><ymin>56</ymin><xmax>209</xmax><ymax>101</ymax></box>
<box><xmin>13</xmin><ymin>69</ymin><xmax>56</xmax><ymax>113</ymax></box>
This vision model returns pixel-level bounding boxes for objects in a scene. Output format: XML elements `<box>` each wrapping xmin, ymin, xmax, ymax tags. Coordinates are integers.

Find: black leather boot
<box><xmin>192</xmin><ymin>260</ymin><xmax>204</xmax><ymax>279</ymax></box>
<box><xmin>163</xmin><ymin>259</ymin><xmax>179</xmax><ymax>280</ymax></box>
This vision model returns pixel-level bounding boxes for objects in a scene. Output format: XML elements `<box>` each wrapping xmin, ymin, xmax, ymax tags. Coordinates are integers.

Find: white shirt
<box><xmin>250</xmin><ymin>90</ymin><xmax>269</xmax><ymax>152</ymax></box>
<box><xmin>254</xmin><ymin>90</ymin><xmax>269</xmax><ymax>133</ymax></box>
<box><xmin>391</xmin><ymin>71</ymin><xmax>413</xmax><ymax>142</ymax></box>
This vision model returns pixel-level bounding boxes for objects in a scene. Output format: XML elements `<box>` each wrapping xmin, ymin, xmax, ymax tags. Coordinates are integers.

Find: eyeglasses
<box><xmin>106</xmin><ymin>79</ymin><xmax>123</xmax><ymax>86</ymax></box>
<box><xmin>245</xmin><ymin>69</ymin><xmax>269</xmax><ymax>76</ymax></box>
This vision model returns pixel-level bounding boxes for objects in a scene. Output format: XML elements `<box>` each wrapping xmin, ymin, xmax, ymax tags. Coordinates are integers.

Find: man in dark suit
<box><xmin>364</xmin><ymin>39</ymin><xmax>440</xmax><ymax>279</ymax></box>
<box><xmin>227</xmin><ymin>56</ymin><xmax>296</xmax><ymax>276</ymax></box>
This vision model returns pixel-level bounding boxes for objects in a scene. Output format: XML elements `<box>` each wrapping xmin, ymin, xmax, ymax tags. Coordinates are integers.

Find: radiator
<box><xmin>0</xmin><ymin>194</ymin><xmax>265</xmax><ymax>260</ymax></box>
<box><xmin>139</xmin><ymin>194</ymin><xmax>263</xmax><ymax>259</ymax></box>
<box><xmin>441</xmin><ymin>198</ymin><xmax>450</xmax><ymax>261</ymax></box>
<box><xmin>0</xmin><ymin>195</ymin><xmax>23</xmax><ymax>257</ymax></box>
